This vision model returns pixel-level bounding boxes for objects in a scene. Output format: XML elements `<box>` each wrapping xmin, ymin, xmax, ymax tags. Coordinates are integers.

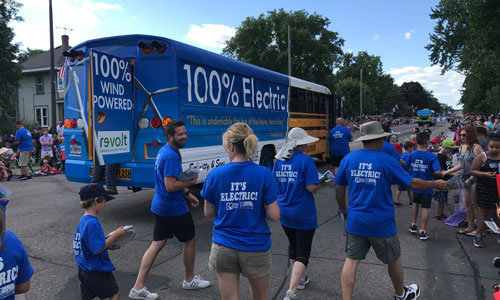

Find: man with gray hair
<box><xmin>335</xmin><ymin>121</ymin><xmax>450</xmax><ymax>300</ymax></box>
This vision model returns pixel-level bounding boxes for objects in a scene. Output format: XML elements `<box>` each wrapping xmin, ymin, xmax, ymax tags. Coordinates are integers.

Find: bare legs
<box><xmin>216</xmin><ymin>272</ymin><xmax>269</xmax><ymax>300</ymax></box>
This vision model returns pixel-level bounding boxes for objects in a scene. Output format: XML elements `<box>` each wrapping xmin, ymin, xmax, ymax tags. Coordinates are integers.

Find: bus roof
<box><xmin>70</xmin><ymin>34</ymin><xmax>331</xmax><ymax>94</ymax></box>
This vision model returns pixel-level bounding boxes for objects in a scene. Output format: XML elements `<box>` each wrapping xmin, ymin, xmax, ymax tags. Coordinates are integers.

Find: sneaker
<box><xmin>473</xmin><ymin>236</ymin><xmax>484</xmax><ymax>248</ymax></box>
<box><xmin>18</xmin><ymin>174</ymin><xmax>26</xmax><ymax>180</ymax></box>
<box><xmin>129</xmin><ymin>287</ymin><xmax>158</xmax><ymax>299</ymax></box>
<box><xmin>297</xmin><ymin>274</ymin><xmax>310</xmax><ymax>290</ymax></box>
<box><xmin>492</xmin><ymin>257</ymin><xmax>500</xmax><ymax>267</ymax></box>
<box><xmin>395</xmin><ymin>284</ymin><xmax>420</xmax><ymax>300</ymax></box>
<box><xmin>20</xmin><ymin>176</ymin><xmax>32</xmax><ymax>181</ymax></box>
<box><xmin>419</xmin><ymin>231</ymin><xmax>430</xmax><ymax>240</ymax></box>
<box><xmin>182</xmin><ymin>275</ymin><xmax>211</xmax><ymax>290</ymax></box>
<box><xmin>7</xmin><ymin>173</ymin><xmax>12</xmax><ymax>181</ymax></box>
<box><xmin>283</xmin><ymin>289</ymin><xmax>298</xmax><ymax>300</ymax></box>
<box><xmin>408</xmin><ymin>224</ymin><xmax>418</xmax><ymax>233</ymax></box>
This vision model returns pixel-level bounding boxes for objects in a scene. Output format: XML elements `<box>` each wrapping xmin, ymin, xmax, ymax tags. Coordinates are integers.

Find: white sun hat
<box><xmin>275</xmin><ymin>127</ymin><xmax>319</xmax><ymax>160</ymax></box>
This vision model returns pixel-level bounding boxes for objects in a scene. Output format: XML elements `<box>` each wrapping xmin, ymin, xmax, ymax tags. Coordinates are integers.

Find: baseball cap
<box><xmin>79</xmin><ymin>183</ymin><xmax>115</xmax><ymax>201</ymax></box>
<box><xmin>431</xmin><ymin>137</ymin><xmax>441</xmax><ymax>143</ymax></box>
<box><xmin>442</xmin><ymin>139</ymin><xmax>458</xmax><ymax>149</ymax></box>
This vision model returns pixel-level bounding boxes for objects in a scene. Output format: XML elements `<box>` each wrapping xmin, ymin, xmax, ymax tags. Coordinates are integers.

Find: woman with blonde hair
<box><xmin>202</xmin><ymin>122</ymin><xmax>280</xmax><ymax>300</ymax></box>
<box><xmin>443</xmin><ymin>125</ymin><xmax>483</xmax><ymax>235</ymax></box>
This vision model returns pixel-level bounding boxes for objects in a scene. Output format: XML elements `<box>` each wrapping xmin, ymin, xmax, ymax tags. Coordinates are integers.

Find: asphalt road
<box><xmin>4</xmin><ymin>122</ymin><xmax>499</xmax><ymax>299</ymax></box>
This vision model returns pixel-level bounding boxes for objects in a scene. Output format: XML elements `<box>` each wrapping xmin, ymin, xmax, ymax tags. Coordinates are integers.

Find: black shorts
<box><xmin>153</xmin><ymin>212</ymin><xmax>195</xmax><ymax>242</ymax></box>
<box><xmin>282</xmin><ymin>225</ymin><xmax>316</xmax><ymax>267</ymax></box>
<box><xmin>78</xmin><ymin>269</ymin><xmax>118</xmax><ymax>300</ymax></box>
<box><xmin>330</xmin><ymin>155</ymin><xmax>346</xmax><ymax>167</ymax></box>
<box><xmin>413</xmin><ymin>193</ymin><xmax>432</xmax><ymax>209</ymax></box>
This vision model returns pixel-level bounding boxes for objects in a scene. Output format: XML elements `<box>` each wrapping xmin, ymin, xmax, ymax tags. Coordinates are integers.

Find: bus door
<box><xmin>90</xmin><ymin>49</ymin><xmax>134</xmax><ymax>168</ymax></box>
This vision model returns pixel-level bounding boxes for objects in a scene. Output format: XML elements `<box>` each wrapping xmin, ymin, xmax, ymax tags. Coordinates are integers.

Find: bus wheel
<box><xmin>259</xmin><ymin>147</ymin><xmax>274</xmax><ymax>171</ymax></box>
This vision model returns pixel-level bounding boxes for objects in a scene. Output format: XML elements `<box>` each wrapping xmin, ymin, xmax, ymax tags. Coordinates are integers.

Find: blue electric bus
<box><xmin>416</xmin><ymin>109</ymin><xmax>436</xmax><ymax>126</ymax></box>
<box><xmin>61</xmin><ymin>34</ymin><xmax>331</xmax><ymax>188</ymax></box>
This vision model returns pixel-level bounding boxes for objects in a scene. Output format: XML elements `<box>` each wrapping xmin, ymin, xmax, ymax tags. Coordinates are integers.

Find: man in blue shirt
<box><xmin>12</xmin><ymin>121</ymin><xmax>33</xmax><ymax>181</ymax></box>
<box><xmin>335</xmin><ymin>121</ymin><xmax>449</xmax><ymax>300</ymax></box>
<box><xmin>129</xmin><ymin>120</ymin><xmax>210</xmax><ymax>300</ymax></box>
<box><xmin>327</xmin><ymin>117</ymin><xmax>353</xmax><ymax>175</ymax></box>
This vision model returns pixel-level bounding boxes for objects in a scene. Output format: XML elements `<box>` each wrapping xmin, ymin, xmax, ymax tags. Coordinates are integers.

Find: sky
<box><xmin>11</xmin><ymin>0</ymin><xmax>464</xmax><ymax>109</ymax></box>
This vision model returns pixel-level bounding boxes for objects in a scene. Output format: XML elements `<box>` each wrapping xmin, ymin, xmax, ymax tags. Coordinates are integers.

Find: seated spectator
<box><xmin>35</xmin><ymin>159</ymin><xmax>53</xmax><ymax>176</ymax></box>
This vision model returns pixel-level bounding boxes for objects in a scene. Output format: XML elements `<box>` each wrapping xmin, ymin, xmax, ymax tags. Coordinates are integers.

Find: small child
<box><xmin>35</xmin><ymin>159</ymin><xmax>52</xmax><ymax>176</ymax></box>
<box><xmin>395</xmin><ymin>142</ymin><xmax>415</xmax><ymax>206</ymax></box>
<box><xmin>429</xmin><ymin>137</ymin><xmax>441</xmax><ymax>154</ymax></box>
<box><xmin>390</xmin><ymin>134</ymin><xmax>403</xmax><ymax>155</ymax></box>
<box><xmin>405</xmin><ymin>132</ymin><xmax>442</xmax><ymax>240</ymax></box>
<box><xmin>73</xmin><ymin>183</ymin><xmax>126</xmax><ymax>300</ymax></box>
<box><xmin>433</xmin><ymin>140</ymin><xmax>458</xmax><ymax>221</ymax></box>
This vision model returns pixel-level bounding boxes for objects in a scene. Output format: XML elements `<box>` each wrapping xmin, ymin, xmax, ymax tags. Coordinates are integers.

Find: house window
<box><xmin>35</xmin><ymin>106</ymin><xmax>48</xmax><ymax>127</ymax></box>
<box><xmin>36</xmin><ymin>76</ymin><xmax>44</xmax><ymax>94</ymax></box>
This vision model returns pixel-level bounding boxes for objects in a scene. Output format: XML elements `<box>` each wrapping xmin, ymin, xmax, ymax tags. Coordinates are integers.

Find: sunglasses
<box><xmin>460</xmin><ymin>134</ymin><xmax>467</xmax><ymax>137</ymax></box>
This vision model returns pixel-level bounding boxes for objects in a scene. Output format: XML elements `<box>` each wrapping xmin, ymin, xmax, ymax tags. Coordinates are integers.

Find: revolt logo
<box><xmin>97</xmin><ymin>131</ymin><xmax>130</xmax><ymax>154</ymax></box>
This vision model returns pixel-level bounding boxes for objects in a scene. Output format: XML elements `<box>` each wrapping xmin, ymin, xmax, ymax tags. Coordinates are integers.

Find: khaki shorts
<box><xmin>19</xmin><ymin>151</ymin><xmax>31</xmax><ymax>167</ymax></box>
<box><xmin>209</xmin><ymin>243</ymin><xmax>271</xmax><ymax>279</ymax></box>
<box><xmin>345</xmin><ymin>233</ymin><xmax>401</xmax><ymax>264</ymax></box>
<box><xmin>41</xmin><ymin>150</ymin><xmax>53</xmax><ymax>158</ymax></box>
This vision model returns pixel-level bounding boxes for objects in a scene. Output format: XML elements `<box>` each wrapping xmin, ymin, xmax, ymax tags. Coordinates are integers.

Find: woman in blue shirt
<box><xmin>273</xmin><ymin>128</ymin><xmax>325</xmax><ymax>300</ymax></box>
<box><xmin>202</xmin><ymin>123</ymin><xmax>280</xmax><ymax>300</ymax></box>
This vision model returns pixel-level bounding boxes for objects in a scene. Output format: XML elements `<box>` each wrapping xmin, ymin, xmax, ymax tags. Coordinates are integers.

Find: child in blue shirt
<box><xmin>405</xmin><ymin>133</ymin><xmax>442</xmax><ymax>240</ymax></box>
<box><xmin>73</xmin><ymin>183</ymin><xmax>126</xmax><ymax>300</ymax></box>
<box><xmin>394</xmin><ymin>141</ymin><xmax>415</xmax><ymax>207</ymax></box>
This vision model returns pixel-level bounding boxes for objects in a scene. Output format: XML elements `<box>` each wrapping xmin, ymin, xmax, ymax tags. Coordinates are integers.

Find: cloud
<box><xmin>184</xmin><ymin>24</ymin><xmax>236</xmax><ymax>49</ymax></box>
<box><xmin>404</xmin><ymin>29</ymin><xmax>416</xmax><ymax>40</ymax></box>
<box><xmin>388</xmin><ymin>65</ymin><xmax>465</xmax><ymax>109</ymax></box>
<box><xmin>13</xmin><ymin>0</ymin><xmax>123</xmax><ymax>50</ymax></box>
<box><xmin>373</xmin><ymin>34</ymin><xmax>380</xmax><ymax>41</ymax></box>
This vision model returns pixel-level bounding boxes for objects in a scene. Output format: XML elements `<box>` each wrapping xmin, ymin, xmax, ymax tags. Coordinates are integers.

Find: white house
<box><xmin>17</xmin><ymin>35</ymin><xmax>71</xmax><ymax>127</ymax></box>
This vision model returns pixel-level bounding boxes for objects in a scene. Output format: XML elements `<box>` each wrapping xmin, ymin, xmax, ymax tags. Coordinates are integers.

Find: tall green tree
<box><xmin>18</xmin><ymin>48</ymin><xmax>44</xmax><ymax>63</ymax></box>
<box><xmin>222</xmin><ymin>9</ymin><xmax>344</xmax><ymax>87</ymax></box>
<box><xmin>426</xmin><ymin>0</ymin><xmax>500</xmax><ymax>113</ymax></box>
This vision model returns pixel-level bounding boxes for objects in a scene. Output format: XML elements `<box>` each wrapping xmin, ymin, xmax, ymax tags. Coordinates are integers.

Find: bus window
<box><xmin>295</xmin><ymin>89</ymin><xmax>306</xmax><ymax>113</ymax></box>
<box><xmin>289</xmin><ymin>87</ymin><xmax>299</xmax><ymax>112</ymax></box>
<box><xmin>319</xmin><ymin>94</ymin><xmax>325</xmax><ymax>113</ymax></box>
<box><xmin>313</xmin><ymin>92</ymin><xmax>319</xmax><ymax>114</ymax></box>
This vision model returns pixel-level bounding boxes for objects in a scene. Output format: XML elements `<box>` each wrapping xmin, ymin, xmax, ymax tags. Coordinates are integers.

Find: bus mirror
<box><xmin>138</xmin><ymin>42</ymin><xmax>153</xmax><ymax>55</ymax></box>
<box><xmin>152</xmin><ymin>41</ymin><xmax>167</xmax><ymax>54</ymax></box>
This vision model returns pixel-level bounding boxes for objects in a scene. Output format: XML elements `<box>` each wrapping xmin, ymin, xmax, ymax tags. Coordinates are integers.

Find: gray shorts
<box><xmin>345</xmin><ymin>233</ymin><xmax>401</xmax><ymax>264</ymax></box>
<box><xmin>208</xmin><ymin>243</ymin><xmax>271</xmax><ymax>279</ymax></box>
<box><xmin>19</xmin><ymin>151</ymin><xmax>31</xmax><ymax>167</ymax></box>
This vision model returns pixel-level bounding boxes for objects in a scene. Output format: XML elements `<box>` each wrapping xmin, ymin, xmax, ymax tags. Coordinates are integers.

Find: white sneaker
<box><xmin>297</xmin><ymin>274</ymin><xmax>310</xmax><ymax>290</ymax></box>
<box><xmin>129</xmin><ymin>286</ymin><xmax>158</xmax><ymax>299</ymax></box>
<box><xmin>395</xmin><ymin>284</ymin><xmax>420</xmax><ymax>300</ymax></box>
<box><xmin>182</xmin><ymin>275</ymin><xmax>211</xmax><ymax>289</ymax></box>
<box><xmin>283</xmin><ymin>289</ymin><xmax>298</xmax><ymax>300</ymax></box>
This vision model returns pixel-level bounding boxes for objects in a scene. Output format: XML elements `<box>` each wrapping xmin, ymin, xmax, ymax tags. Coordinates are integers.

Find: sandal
<box><xmin>465</xmin><ymin>230</ymin><xmax>478</xmax><ymax>237</ymax></box>
<box><xmin>458</xmin><ymin>228</ymin><xmax>473</xmax><ymax>235</ymax></box>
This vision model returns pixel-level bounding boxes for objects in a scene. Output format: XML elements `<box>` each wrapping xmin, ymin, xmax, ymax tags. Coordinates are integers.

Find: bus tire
<box><xmin>259</xmin><ymin>147</ymin><xmax>274</xmax><ymax>171</ymax></box>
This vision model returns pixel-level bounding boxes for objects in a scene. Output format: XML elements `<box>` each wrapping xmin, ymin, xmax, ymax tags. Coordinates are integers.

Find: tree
<box><xmin>426</xmin><ymin>0</ymin><xmax>500</xmax><ymax>113</ymax></box>
<box><xmin>222</xmin><ymin>9</ymin><xmax>344</xmax><ymax>87</ymax></box>
<box><xmin>18</xmin><ymin>48</ymin><xmax>44</xmax><ymax>63</ymax></box>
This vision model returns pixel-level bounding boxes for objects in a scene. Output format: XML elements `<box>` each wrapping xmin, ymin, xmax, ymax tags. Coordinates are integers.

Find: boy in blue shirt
<box><xmin>405</xmin><ymin>133</ymin><xmax>442</xmax><ymax>240</ymax></box>
<box><xmin>73</xmin><ymin>183</ymin><xmax>127</xmax><ymax>300</ymax></box>
<box><xmin>394</xmin><ymin>141</ymin><xmax>415</xmax><ymax>207</ymax></box>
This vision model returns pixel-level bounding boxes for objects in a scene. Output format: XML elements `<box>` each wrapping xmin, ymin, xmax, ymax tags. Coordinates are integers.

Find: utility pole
<box><xmin>49</xmin><ymin>0</ymin><xmax>57</xmax><ymax>132</ymax></box>
<box><xmin>287</xmin><ymin>25</ymin><xmax>291</xmax><ymax>76</ymax></box>
<box><xmin>360</xmin><ymin>68</ymin><xmax>363</xmax><ymax>117</ymax></box>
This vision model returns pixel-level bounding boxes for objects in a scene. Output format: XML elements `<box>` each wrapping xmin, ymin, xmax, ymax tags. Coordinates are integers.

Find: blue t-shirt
<box><xmin>404</xmin><ymin>150</ymin><xmax>441</xmax><ymax>194</ymax></box>
<box><xmin>327</xmin><ymin>126</ymin><xmax>352</xmax><ymax>156</ymax></box>
<box><xmin>273</xmin><ymin>152</ymin><xmax>320</xmax><ymax>230</ymax></box>
<box><xmin>335</xmin><ymin>150</ymin><xmax>413</xmax><ymax>237</ymax></box>
<box><xmin>201</xmin><ymin>161</ymin><xmax>278</xmax><ymax>252</ymax></box>
<box><xmin>15</xmin><ymin>128</ymin><xmax>33</xmax><ymax>152</ymax></box>
<box><xmin>73</xmin><ymin>215</ymin><xmax>115</xmax><ymax>272</ymax></box>
<box><xmin>151</xmin><ymin>144</ymin><xmax>188</xmax><ymax>217</ymax></box>
<box><xmin>0</xmin><ymin>231</ymin><xmax>34</xmax><ymax>299</ymax></box>
<box><xmin>401</xmin><ymin>151</ymin><xmax>410</xmax><ymax>163</ymax></box>
<box><xmin>382</xmin><ymin>141</ymin><xmax>401</xmax><ymax>161</ymax></box>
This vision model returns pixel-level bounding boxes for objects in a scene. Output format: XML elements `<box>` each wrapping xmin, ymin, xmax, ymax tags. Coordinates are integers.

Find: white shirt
<box><xmin>56</xmin><ymin>124</ymin><xmax>64</xmax><ymax>137</ymax></box>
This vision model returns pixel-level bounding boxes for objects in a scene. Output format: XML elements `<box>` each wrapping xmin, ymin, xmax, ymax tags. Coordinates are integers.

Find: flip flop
<box><xmin>458</xmin><ymin>228</ymin><xmax>473</xmax><ymax>235</ymax></box>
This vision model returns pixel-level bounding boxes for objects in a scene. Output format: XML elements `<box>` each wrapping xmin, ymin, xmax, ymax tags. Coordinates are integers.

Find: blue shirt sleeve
<box><xmin>430</xmin><ymin>154</ymin><xmax>442</xmax><ymax>172</ymax></box>
<box><xmin>162</xmin><ymin>154</ymin><xmax>181</xmax><ymax>178</ymax></box>
<box><xmin>262</xmin><ymin>169</ymin><xmax>278</xmax><ymax>205</ymax></box>
<box><xmin>387</xmin><ymin>158</ymin><xmax>413</xmax><ymax>187</ymax></box>
<box><xmin>201</xmin><ymin>172</ymin><xmax>215</xmax><ymax>204</ymax></box>
<box><xmin>12</xmin><ymin>233</ymin><xmax>34</xmax><ymax>285</ymax></box>
<box><xmin>83</xmin><ymin>220</ymin><xmax>106</xmax><ymax>255</ymax></box>
<box><xmin>15</xmin><ymin>130</ymin><xmax>21</xmax><ymax>141</ymax></box>
<box><xmin>304</xmin><ymin>156</ymin><xmax>320</xmax><ymax>186</ymax></box>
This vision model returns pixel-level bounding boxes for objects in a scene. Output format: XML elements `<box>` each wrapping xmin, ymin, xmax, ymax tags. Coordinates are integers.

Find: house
<box><xmin>17</xmin><ymin>35</ymin><xmax>71</xmax><ymax>128</ymax></box>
